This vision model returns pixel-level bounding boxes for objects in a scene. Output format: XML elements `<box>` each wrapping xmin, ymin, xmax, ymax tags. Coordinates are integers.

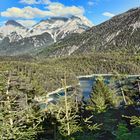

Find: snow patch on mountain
<box><xmin>106</xmin><ymin>30</ymin><xmax>121</xmax><ymax>42</ymax></box>
<box><xmin>27</xmin><ymin>16</ymin><xmax>93</xmax><ymax>42</ymax></box>
<box><xmin>131</xmin><ymin>21</ymin><xmax>140</xmax><ymax>30</ymax></box>
<box><xmin>0</xmin><ymin>21</ymin><xmax>27</xmax><ymax>42</ymax></box>
<box><xmin>0</xmin><ymin>16</ymin><xmax>93</xmax><ymax>44</ymax></box>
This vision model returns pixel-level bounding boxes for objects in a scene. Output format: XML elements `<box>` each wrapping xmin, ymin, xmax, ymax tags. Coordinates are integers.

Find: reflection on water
<box><xmin>79</xmin><ymin>76</ymin><xmax>112</xmax><ymax>100</ymax></box>
<box><xmin>79</xmin><ymin>78</ymin><xmax>95</xmax><ymax>100</ymax></box>
<box><xmin>40</xmin><ymin>75</ymin><xmax>140</xmax><ymax>109</ymax></box>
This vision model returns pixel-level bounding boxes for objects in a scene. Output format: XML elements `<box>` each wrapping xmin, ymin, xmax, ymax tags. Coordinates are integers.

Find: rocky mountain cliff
<box><xmin>0</xmin><ymin>16</ymin><xmax>92</xmax><ymax>56</ymax></box>
<box><xmin>0</xmin><ymin>20</ymin><xmax>27</xmax><ymax>42</ymax></box>
<box><xmin>39</xmin><ymin>7</ymin><xmax>140</xmax><ymax>57</ymax></box>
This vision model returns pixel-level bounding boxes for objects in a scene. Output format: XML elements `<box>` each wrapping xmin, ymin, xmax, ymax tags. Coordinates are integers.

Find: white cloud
<box><xmin>20</xmin><ymin>0</ymin><xmax>52</xmax><ymax>5</ymax></box>
<box><xmin>42</xmin><ymin>0</ymin><xmax>51</xmax><ymax>5</ymax></box>
<box><xmin>1</xmin><ymin>6</ymin><xmax>54</xmax><ymax>19</ymax></box>
<box><xmin>17</xmin><ymin>19</ymin><xmax>37</xmax><ymax>27</ymax></box>
<box><xmin>102</xmin><ymin>12</ymin><xmax>115</xmax><ymax>17</ymax></box>
<box><xmin>88</xmin><ymin>1</ymin><xmax>94</xmax><ymax>6</ymax></box>
<box><xmin>20</xmin><ymin>0</ymin><xmax>40</xmax><ymax>4</ymax></box>
<box><xmin>1</xmin><ymin>3</ymin><xmax>84</xmax><ymax>19</ymax></box>
<box><xmin>46</xmin><ymin>2</ymin><xmax>84</xmax><ymax>17</ymax></box>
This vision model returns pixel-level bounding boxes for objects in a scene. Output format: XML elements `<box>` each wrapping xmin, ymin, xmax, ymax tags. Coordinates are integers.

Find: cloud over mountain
<box><xmin>20</xmin><ymin>0</ymin><xmax>51</xmax><ymax>5</ymax></box>
<box><xmin>102</xmin><ymin>12</ymin><xmax>115</xmax><ymax>17</ymax></box>
<box><xmin>17</xmin><ymin>19</ymin><xmax>37</xmax><ymax>27</ymax></box>
<box><xmin>1</xmin><ymin>6</ymin><xmax>54</xmax><ymax>19</ymax></box>
<box><xmin>1</xmin><ymin>0</ymin><xmax>84</xmax><ymax>19</ymax></box>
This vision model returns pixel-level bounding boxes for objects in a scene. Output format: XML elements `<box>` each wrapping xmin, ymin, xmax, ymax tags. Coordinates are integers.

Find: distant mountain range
<box><xmin>0</xmin><ymin>7</ymin><xmax>140</xmax><ymax>57</ymax></box>
<box><xmin>0</xmin><ymin>16</ymin><xmax>92</xmax><ymax>56</ymax></box>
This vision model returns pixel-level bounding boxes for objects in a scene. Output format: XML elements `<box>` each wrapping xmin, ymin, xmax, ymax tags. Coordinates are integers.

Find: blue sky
<box><xmin>0</xmin><ymin>0</ymin><xmax>140</xmax><ymax>27</ymax></box>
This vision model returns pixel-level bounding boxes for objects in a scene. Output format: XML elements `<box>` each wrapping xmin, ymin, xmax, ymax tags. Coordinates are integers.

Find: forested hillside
<box><xmin>39</xmin><ymin>8</ymin><xmax>140</xmax><ymax>57</ymax></box>
<box><xmin>0</xmin><ymin>54</ymin><xmax>140</xmax><ymax>139</ymax></box>
<box><xmin>0</xmin><ymin>4</ymin><xmax>140</xmax><ymax>140</ymax></box>
<box><xmin>0</xmin><ymin>52</ymin><xmax>140</xmax><ymax>92</ymax></box>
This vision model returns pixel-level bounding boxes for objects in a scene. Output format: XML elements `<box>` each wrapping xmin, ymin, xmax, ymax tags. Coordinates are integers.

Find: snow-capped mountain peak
<box><xmin>28</xmin><ymin>16</ymin><xmax>93</xmax><ymax>42</ymax></box>
<box><xmin>5</xmin><ymin>20</ymin><xmax>25</xmax><ymax>28</ymax></box>
<box><xmin>0</xmin><ymin>16</ymin><xmax>93</xmax><ymax>41</ymax></box>
<box><xmin>0</xmin><ymin>20</ymin><xmax>27</xmax><ymax>42</ymax></box>
<box><xmin>0</xmin><ymin>15</ymin><xmax>93</xmax><ymax>55</ymax></box>
<box><xmin>77</xmin><ymin>15</ymin><xmax>93</xmax><ymax>27</ymax></box>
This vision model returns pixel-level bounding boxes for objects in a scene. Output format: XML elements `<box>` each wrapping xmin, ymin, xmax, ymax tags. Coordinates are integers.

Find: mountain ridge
<box><xmin>0</xmin><ymin>15</ymin><xmax>92</xmax><ymax>56</ymax></box>
<box><xmin>0</xmin><ymin>7</ymin><xmax>140</xmax><ymax>57</ymax></box>
<box><xmin>38</xmin><ymin>7</ymin><xmax>140</xmax><ymax>57</ymax></box>
<box><xmin>5</xmin><ymin>20</ymin><xmax>25</xmax><ymax>28</ymax></box>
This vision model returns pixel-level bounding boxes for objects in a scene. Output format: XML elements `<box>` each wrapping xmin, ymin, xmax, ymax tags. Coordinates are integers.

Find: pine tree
<box><xmin>47</xmin><ymin>73</ymin><xmax>82</xmax><ymax>138</ymax></box>
<box><xmin>0</xmin><ymin>71</ymin><xmax>44</xmax><ymax>140</ymax></box>
<box><xmin>88</xmin><ymin>77</ymin><xmax>119</xmax><ymax>113</ymax></box>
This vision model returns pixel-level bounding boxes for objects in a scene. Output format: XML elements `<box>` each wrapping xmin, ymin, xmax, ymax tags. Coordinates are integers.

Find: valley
<box><xmin>0</xmin><ymin>5</ymin><xmax>140</xmax><ymax>140</ymax></box>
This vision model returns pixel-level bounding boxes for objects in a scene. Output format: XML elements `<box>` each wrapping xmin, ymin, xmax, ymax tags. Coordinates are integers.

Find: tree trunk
<box><xmin>62</xmin><ymin>73</ymin><xmax>70</xmax><ymax>136</ymax></box>
<box><xmin>119</xmin><ymin>80</ymin><xmax>127</xmax><ymax>105</ymax></box>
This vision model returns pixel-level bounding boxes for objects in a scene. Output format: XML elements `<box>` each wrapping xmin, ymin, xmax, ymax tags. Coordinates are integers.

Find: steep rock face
<box><xmin>40</xmin><ymin>7</ymin><xmax>140</xmax><ymax>57</ymax></box>
<box><xmin>0</xmin><ymin>32</ymin><xmax>53</xmax><ymax>56</ymax></box>
<box><xmin>5</xmin><ymin>20</ymin><xmax>24</xmax><ymax>27</ymax></box>
<box><xmin>0</xmin><ymin>20</ymin><xmax>27</xmax><ymax>42</ymax></box>
<box><xmin>0</xmin><ymin>16</ymin><xmax>92</xmax><ymax>56</ymax></box>
<box><xmin>27</xmin><ymin>16</ymin><xmax>93</xmax><ymax>42</ymax></box>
